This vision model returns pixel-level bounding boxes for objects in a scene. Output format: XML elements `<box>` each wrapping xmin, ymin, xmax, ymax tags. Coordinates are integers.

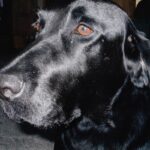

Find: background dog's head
<box><xmin>0</xmin><ymin>0</ymin><xmax>150</xmax><ymax>128</ymax></box>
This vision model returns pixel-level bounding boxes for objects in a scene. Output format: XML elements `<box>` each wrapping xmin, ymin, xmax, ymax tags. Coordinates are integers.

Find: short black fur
<box><xmin>0</xmin><ymin>0</ymin><xmax>150</xmax><ymax>149</ymax></box>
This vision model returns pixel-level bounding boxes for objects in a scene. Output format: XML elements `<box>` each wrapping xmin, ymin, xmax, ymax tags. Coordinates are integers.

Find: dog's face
<box><xmin>0</xmin><ymin>0</ymin><xmax>150</xmax><ymax>128</ymax></box>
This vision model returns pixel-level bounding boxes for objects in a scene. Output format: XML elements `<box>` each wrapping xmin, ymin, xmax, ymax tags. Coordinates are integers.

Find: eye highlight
<box><xmin>74</xmin><ymin>23</ymin><xmax>93</xmax><ymax>36</ymax></box>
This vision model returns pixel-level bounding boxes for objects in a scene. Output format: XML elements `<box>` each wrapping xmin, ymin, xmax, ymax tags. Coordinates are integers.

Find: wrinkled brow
<box><xmin>72</xmin><ymin>6</ymin><xmax>86</xmax><ymax>18</ymax></box>
<box><xmin>71</xmin><ymin>6</ymin><xmax>96</xmax><ymax>24</ymax></box>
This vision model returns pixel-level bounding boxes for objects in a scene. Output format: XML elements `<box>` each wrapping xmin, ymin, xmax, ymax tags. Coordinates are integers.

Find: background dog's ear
<box><xmin>123</xmin><ymin>20</ymin><xmax>150</xmax><ymax>88</ymax></box>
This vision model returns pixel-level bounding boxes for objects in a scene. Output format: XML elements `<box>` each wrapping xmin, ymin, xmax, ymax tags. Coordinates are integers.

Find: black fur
<box><xmin>0</xmin><ymin>0</ymin><xmax>150</xmax><ymax>149</ymax></box>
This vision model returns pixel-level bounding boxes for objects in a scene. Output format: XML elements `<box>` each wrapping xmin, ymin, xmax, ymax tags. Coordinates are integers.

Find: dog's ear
<box><xmin>123</xmin><ymin>20</ymin><xmax>150</xmax><ymax>88</ymax></box>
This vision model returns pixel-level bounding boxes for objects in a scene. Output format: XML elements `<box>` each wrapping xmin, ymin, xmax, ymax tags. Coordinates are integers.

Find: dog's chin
<box><xmin>0</xmin><ymin>98</ymin><xmax>82</xmax><ymax>128</ymax></box>
<box><xmin>21</xmin><ymin>107</ymin><xmax>82</xmax><ymax>128</ymax></box>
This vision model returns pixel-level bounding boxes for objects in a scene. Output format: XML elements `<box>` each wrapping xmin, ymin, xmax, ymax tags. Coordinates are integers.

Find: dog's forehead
<box><xmin>38</xmin><ymin>0</ymin><xmax>128</xmax><ymax>39</ymax></box>
<box><xmin>70</xmin><ymin>0</ymin><xmax>127</xmax><ymax>37</ymax></box>
<box><xmin>70</xmin><ymin>0</ymin><xmax>125</xmax><ymax>19</ymax></box>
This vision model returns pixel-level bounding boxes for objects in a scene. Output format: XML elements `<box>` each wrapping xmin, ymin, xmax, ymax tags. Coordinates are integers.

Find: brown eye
<box><xmin>32</xmin><ymin>18</ymin><xmax>45</xmax><ymax>32</ymax></box>
<box><xmin>74</xmin><ymin>24</ymin><xmax>93</xmax><ymax>36</ymax></box>
<box><xmin>32</xmin><ymin>21</ymin><xmax>41</xmax><ymax>32</ymax></box>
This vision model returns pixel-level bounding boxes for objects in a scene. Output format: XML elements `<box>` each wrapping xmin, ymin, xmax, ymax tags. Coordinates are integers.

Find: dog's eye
<box><xmin>74</xmin><ymin>23</ymin><xmax>93</xmax><ymax>36</ymax></box>
<box><xmin>32</xmin><ymin>18</ymin><xmax>45</xmax><ymax>32</ymax></box>
<box><xmin>32</xmin><ymin>21</ymin><xmax>41</xmax><ymax>32</ymax></box>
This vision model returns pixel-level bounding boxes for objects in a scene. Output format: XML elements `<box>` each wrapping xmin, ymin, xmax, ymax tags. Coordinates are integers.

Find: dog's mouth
<box><xmin>0</xmin><ymin>91</ymin><xmax>82</xmax><ymax>127</ymax></box>
<box><xmin>0</xmin><ymin>100</ymin><xmax>22</xmax><ymax>123</ymax></box>
<box><xmin>0</xmin><ymin>100</ymin><xmax>42</xmax><ymax>126</ymax></box>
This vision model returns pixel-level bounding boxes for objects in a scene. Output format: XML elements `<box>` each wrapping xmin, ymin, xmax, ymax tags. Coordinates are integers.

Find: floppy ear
<box><xmin>123</xmin><ymin>20</ymin><xmax>150</xmax><ymax>88</ymax></box>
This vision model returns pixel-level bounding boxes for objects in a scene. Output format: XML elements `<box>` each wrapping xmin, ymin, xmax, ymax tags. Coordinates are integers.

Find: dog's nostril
<box><xmin>1</xmin><ymin>88</ymin><xmax>14</xmax><ymax>99</ymax></box>
<box><xmin>0</xmin><ymin>74</ymin><xmax>24</xmax><ymax>99</ymax></box>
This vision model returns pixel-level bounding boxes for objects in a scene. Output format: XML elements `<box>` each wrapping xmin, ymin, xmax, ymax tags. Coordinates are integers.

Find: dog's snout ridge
<box><xmin>0</xmin><ymin>74</ymin><xmax>24</xmax><ymax>99</ymax></box>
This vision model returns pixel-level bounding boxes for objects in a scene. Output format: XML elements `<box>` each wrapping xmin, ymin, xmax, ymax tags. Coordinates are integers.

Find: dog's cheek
<box><xmin>85</xmin><ymin>43</ymin><xmax>101</xmax><ymax>57</ymax></box>
<box><xmin>84</xmin><ymin>44</ymin><xmax>103</xmax><ymax>70</ymax></box>
<box><xmin>25</xmin><ymin>80</ymin><xmax>67</xmax><ymax>127</ymax></box>
<box><xmin>28</xmin><ymin>92</ymin><xmax>55</xmax><ymax>126</ymax></box>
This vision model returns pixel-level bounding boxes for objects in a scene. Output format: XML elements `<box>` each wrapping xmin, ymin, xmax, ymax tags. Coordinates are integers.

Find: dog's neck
<box><xmin>57</xmin><ymin>78</ymin><xmax>150</xmax><ymax>150</ymax></box>
<box><xmin>78</xmin><ymin>70</ymin><xmax>127</xmax><ymax>122</ymax></box>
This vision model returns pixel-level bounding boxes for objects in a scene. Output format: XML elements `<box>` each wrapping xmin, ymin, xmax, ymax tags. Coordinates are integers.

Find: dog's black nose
<box><xmin>0</xmin><ymin>74</ymin><xmax>24</xmax><ymax>99</ymax></box>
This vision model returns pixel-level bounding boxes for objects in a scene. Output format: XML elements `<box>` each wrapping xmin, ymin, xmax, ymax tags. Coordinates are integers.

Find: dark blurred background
<box><xmin>0</xmin><ymin>0</ymin><xmax>149</xmax><ymax>150</ymax></box>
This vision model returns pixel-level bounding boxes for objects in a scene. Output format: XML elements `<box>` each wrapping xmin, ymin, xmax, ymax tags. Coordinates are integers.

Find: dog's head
<box><xmin>0</xmin><ymin>0</ymin><xmax>150</xmax><ymax>128</ymax></box>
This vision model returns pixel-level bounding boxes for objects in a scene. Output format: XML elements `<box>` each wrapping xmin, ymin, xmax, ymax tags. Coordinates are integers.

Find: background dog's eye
<box><xmin>32</xmin><ymin>18</ymin><xmax>45</xmax><ymax>32</ymax></box>
<box><xmin>32</xmin><ymin>21</ymin><xmax>41</xmax><ymax>32</ymax></box>
<box><xmin>74</xmin><ymin>24</ymin><xmax>93</xmax><ymax>36</ymax></box>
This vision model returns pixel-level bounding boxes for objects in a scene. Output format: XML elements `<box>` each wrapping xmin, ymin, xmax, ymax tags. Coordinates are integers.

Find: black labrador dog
<box><xmin>0</xmin><ymin>0</ymin><xmax>150</xmax><ymax>149</ymax></box>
